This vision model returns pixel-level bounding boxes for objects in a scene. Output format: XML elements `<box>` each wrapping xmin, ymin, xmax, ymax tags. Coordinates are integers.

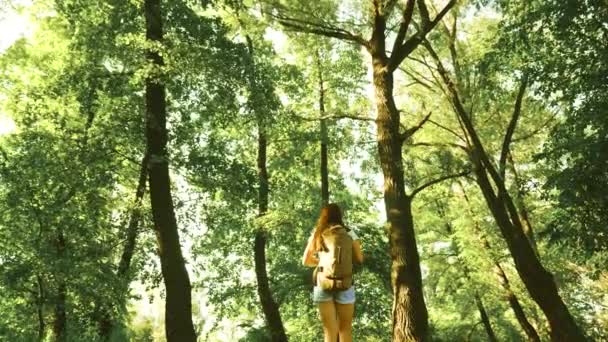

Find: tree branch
<box><xmin>398</xmin><ymin>66</ymin><xmax>440</xmax><ymax>91</ymax></box>
<box><xmin>410</xmin><ymin>169</ymin><xmax>471</xmax><ymax>198</ymax></box>
<box><xmin>417</xmin><ymin>0</ymin><xmax>432</xmax><ymax>31</ymax></box>
<box><xmin>400</xmin><ymin>111</ymin><xmax>432</xmax><ymax>141</ymax></box>
<box><xmin>382</xmin><ymin>0</ymin><xmax>401</xmax><ymax>16</ymax></box>
<box><xmin>512</xmin><ymin>112</ymin><xmax>558</xmax><ymax>142</ymax></box>
<box><xmin>428</xmin><ymin>119</ymin><xmax>466</xmax><ymax>142</ymax></box>
<box><xmin>388</xmin><ymin>0</ymin><xmax>457</xmax><ymax>71</ymax></box>
<box><xmin>391</xmin><ymin>0</ymin><xmax>415</xmax><ymax>55</ymax></box>
<box><xmin>272</xmin><ymin>13</ymin><xmax>369</xmax><ymax>47</ymax></box>
<box><xmin>428</xmin><ymin>0</ymin><xmax>458</xmax><ymax>30</ymax></box>
<box><xmin>407</xmin><ymin>55</ymin><xmax>439</xmax><ymax>71</ymax></box>
<box><xmin>411</xmin><ymin>141</ymin><xmax>469</xmax><ymax>153</ymax></box>
<box><xmin>499</xmin><ymin>74</ymin><xmax>528</xmax><ymax>179</ymax></box>
<box><xmin>292</xmin><ymin>112</ymin><xmax>376</xmax><ymax>122</ymax></box>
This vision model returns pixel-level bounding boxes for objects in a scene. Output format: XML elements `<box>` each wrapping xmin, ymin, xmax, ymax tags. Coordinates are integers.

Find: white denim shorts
<box><xmin>312</xmin><ymin>286</ymin><xmax>355</xmax><ymax>304</ymax></box>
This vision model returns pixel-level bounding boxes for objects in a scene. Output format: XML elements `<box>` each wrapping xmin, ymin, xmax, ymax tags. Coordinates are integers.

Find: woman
<box><xmin>302</xmin><ymin>203</ymin><xmax>364</xmax><ymax>342</ymax></box>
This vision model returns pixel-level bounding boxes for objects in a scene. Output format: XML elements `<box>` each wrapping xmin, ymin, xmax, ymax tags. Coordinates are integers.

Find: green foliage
<box><xmin>0</xmin><ymin>0</ymin><xmax>605</xmax><ymax>340</ymax></box>
<box><xmin>500</xmin><ymin>0</ymin><xmax>608</xmax><ymax>264</ymax></box>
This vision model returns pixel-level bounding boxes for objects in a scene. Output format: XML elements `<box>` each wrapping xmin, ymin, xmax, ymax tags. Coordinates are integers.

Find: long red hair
<box><xmin>312</xmin><ymin>203</ymin><xmax>344</xmax><ymax>252</ymax></box>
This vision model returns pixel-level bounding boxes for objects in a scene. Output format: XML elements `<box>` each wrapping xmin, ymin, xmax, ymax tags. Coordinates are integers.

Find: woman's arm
<box><xmin>302</xmin><ymin>235</ymin><xmax>319</xmax><ymax>267</ymax></box>
<box><xmin>352</xmin><ymin>240</ymin><xmax>364</xmax><ymax>264</ymax></box>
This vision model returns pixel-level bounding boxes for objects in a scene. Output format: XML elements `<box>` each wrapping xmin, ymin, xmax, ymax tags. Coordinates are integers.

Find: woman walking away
<box><xmin>302</xmin><ymin>203</ymin><xmax>364</xmax><ymax>342</ymax></box>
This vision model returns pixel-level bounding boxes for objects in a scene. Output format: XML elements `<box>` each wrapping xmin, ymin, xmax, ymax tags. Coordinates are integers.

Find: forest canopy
<box><xmin>0</xmin><ymin>0</ymin><xmax>606</xmax><ymax>341</ymax></box>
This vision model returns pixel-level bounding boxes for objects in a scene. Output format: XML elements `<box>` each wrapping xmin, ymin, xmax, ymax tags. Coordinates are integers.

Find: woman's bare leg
<box><xmin>336</xmin><ymin>303</ymin><xmax>354</xmax><ymax>342</ymax></box>
<box><xmin>319</xmin><ymin>301</ymin><xmax>338</xmax><ymax>342</ymax></box>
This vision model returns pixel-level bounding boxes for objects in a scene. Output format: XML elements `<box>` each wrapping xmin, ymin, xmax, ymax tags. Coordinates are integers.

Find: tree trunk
<box><xmin>426</xmin><ymin>43</ymin><xmax>586</xmax><ymax>341</ymax></box>
<box><xmin>475</xmin><ymin>295</ymin><xmax>499</xmax><ymax>342</ymax></box>
<box><xmin>144</xmin><ymin>0</ymin><xmax>196</xmax><ymax>340</ymax></box>
<box><xmin>245</xmin><ymin>35</ymin><xmax>288</xmax><ymax>342</ymax></box>
<box><xmin>37</xmin><ymin>275</ymin><xmax>45</xmax><ymax>341</ymax></box>
<box><xmin>254</xmin><ymin>127</ymin><xmax>288</xmax><ymax>342</ymax></box>
<box><xmin>271</xmin><ymin>4</ymin><xmax>457</xmax><ymax>340</ymax></box>
<box><xmin>459</xmin><ymin>184</ymin><xmax>542</xmax><ymax>341</ymax></box>
<box><xmin>98</xmin><ymin>153</ymin><xmax>149</xmax><ymax>340</ymax></box>
<box><xmin>320</xmin><ymin>119</ymin><xmax>329</xmax><ymax>205</ymax></box>
<box><xmin>53</xmin><ymin>283</ymin><xmax>66</xmax><ymax>342</ymax></box>
<box><xmin>316</xmin><ymin>50</ymin><xmax>329</xmax><ymax>205</ymax></box>
<box><xmin>254</xmin><ymin>231</ymin><xmax>288</xmax><ymax>341</ymax></box>
<box><xmin>508</xmin><ymin>152</ymin><xmax>538</xmax><ymax>254</ymax></box>
<box><xmin>53</xmin><ymin>230</ymin><xmax>67</xmax><ymax>342</ymax></box>
<box><xmin>117</xmin><ymin>153</ymin><xmax>149</xmax><ymax>278</ymax></box>
<box><xmin>472</xmin><ymin>154</ymin><xmax>585</xmax><ymax>341</ymax></box>
<box><xmin>494</xmin><ymin>264</ymin><xmax>542</xmax><ymax>342</ymax></box>
<box><xmin>372</xmin><ymin>49</ymin><xmax>428</xmax><ymax>341</ymax></box>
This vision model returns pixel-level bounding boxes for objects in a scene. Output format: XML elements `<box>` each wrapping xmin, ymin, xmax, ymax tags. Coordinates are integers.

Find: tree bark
<box><xmin>316</xmin><ymin>50</ymin><xmax>334</xmax><ymax>341</ymax></box>
<box><xmin>371</xmin><ymin>23</ymin><xmax>428</xmax><ymax>340</ymax></box>
<box><xmin>245</xmin><ymin>35</ymin><xmax>288</xmax><ymax>342</ymax></box>
<box><xmin>316</xmin><ymin>50</ymin><xmax>329</xmax><ymax>205</ymax></box>
<box><xmin>320</xmin><ymin>119</ymin><xmax>329</xmax><ymax>204</ymax></box>
<box><xmin>472</xmin><ymin>150</ymin><xmax>584</xmax><ymax>341</ymax></box>
<box><xmin>460</xmin><ymin>184</ymin><xmax>541</xmax><ymax>342</ymax></box>
<box><xmin>254</xmin><ymin>231</ymin><xmax>288</xmax><ymax>341</ymax></box>
<box><xmin>144</xmin><ymin>0</ymin><xmax>196</xmax><ymax>340</ymax></box>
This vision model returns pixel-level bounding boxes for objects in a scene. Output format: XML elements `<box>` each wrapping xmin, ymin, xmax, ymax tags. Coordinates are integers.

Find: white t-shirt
<box><xmin>347</xmin><ymin>228</ymin><xmax>359</xmax><ymax>241</ymax></box>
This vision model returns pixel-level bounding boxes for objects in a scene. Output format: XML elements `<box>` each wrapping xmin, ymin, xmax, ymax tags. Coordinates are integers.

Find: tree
<box><xmin>263</xmin><ymin>1</ymin><xmax>456</xmax><ymax>339</ymax></box>
<box><xmin>244</xmin><ymin>28</ymin><xmax>289</xmax><ymax>342</ymax></box>
<box><xmin>143</xmin><ymin>0</ymin><xmax>197</xmax><ymax>340</ymax></box>
<box><xmin>0</xmin><ymin>2</ymin><xmax>148</xmax><ymax>338</ymax></box>
<box><xmin>500</xmin><ymin>0</ymin><xmax>608</xmax><ymax>266</ymax></box>
<box><xmin>420</xmin><ymin>8</ymin><xmax>587</xmax><ymax>338</ymax></box>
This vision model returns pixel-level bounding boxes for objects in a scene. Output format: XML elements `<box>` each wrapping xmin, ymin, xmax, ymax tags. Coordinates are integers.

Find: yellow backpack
<box><xmin>316</xmin><ymin>225</ymin><xmax>353</xmax><ymax>291</ymax></box>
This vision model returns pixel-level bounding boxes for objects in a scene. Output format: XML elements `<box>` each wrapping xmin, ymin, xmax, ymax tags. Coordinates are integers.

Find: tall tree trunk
<box><xmin>53</xmin><ymin>283</ymin><xmax>66</xmax><ymax>342</ymax></box>
<box><xmin>316</xmin><ymin>49</ymin><xmax>334</xmax><ymax>342</ymax></box>
<box><xmin>98</xmin><ymin>153</ymin><xmax>149</xmax><ymax>339</ymax></box>
<box><xmin>254</xmin><ymin>124</ymin><xmax>288</xmax><ymax>342</ymax></box>
<box><xmin>494</xmin><ymin>263</ymin><xmax>541</xmax><ymax>342</ymax></box>
<box><xmin>246</xmin><ymin>36</ymin><xmax>288</xmax><ymax>342</ymax></box>
<box><xmin>53</xmin><ymin>230</ymin><xmax>67</xmax><ymax>342</ymax></box>
<box><xmin>371</xmin><ymin>42</ymin><xmax>428</xmax><ymax>340</ymax></box>
<box><xmin>37</xmin><ymin>275</ymin><xmax>45</xmax><ymax>341</ymax></box>
<box><xmin>426</xmin><ymin>43</ymin><xmax>586</xmax><ymax>341</ymax></box>
<box><xmin>320</xmin><ymin>119</ymin><xmax>329</xmax><ymax>204</ymax></box>
<box><xmin>472</xmin><ymin>152</ymin><xmax>584</xmax><ymax>341</ymax></box>
<box><xmin>144</xmin><ymin>0</ymin><xmax>196</xmax><ymax>340</ymax></box>
<box><xmin>474</xmin><ymin>294</ymin><xmax>499</xmax><ymax>342</ymax></box>
<box><xmin>460</xmin><ymin>185</ymin><xmax>542</xmax><ymax>342</ymax></box>
<box><xmin>117</xmin><ymin>153</ymin><xmax>149</xmax><ymax>278</ymax></box>
<box><xmin>508</xmin><ymin>152</ymin><xmax>538</xmax><ymax>254</ymax></box>
<box><xmin>316</xmin><ymin>50</ymin><xmax>329</xmax><ymax>205</ymax></box>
